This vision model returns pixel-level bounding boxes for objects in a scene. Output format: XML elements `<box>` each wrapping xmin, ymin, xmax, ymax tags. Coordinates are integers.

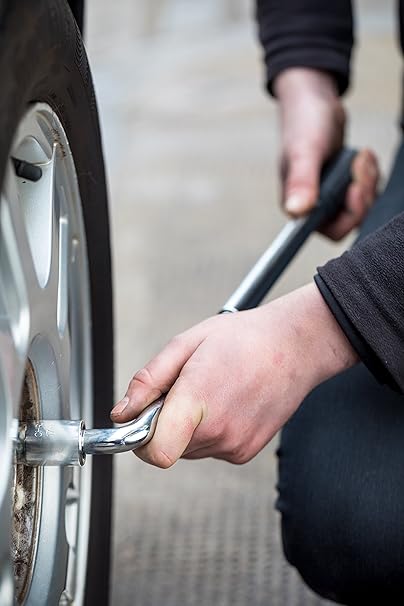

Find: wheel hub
<box><xmin>12</xmin><ymin>361</ymin><xmax>41</xmax><ymax>604</ymax></box>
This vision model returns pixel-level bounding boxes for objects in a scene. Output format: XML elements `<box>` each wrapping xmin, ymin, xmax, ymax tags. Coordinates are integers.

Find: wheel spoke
<box><xmin>11</xmin><ymin>107</ymin><xmax>65</xmax><ymax>334</ymax></box>
<box><xmin>0</xmin><ymin>168</ymin><xmax>34</xmax><ymax>359</ymax></box>
<box><xmin>26</xmin><ymin>468</ymin><xmax>70</xmax><ymax>603</ymax></box>
<box><xmin>38</xmin><ymin>146</ymin><xmax>74</xmax><ymax>419</ymax></box>
<box><xmin>12</xmin><ymin>146</ymin><xmax>55</xmax><ymax>292</ymax></box>
<box><xmin>56</xmin><ymin>182</ymin><xmax>69</xmax><ymax>337</ymax></box>
<box><xmin>52</xmin><ymin>322</ymin><xmax>72</xmax><ymax>420</ymax></box>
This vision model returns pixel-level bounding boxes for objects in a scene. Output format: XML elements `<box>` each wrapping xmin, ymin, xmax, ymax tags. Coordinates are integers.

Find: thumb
<box><xmin>111</xmin><ymin>325</ymin><xmax>206</xmax><ymax>423</ymax></box>
<box><xmin>283</xmin><ymin>147</ymin><xmax>322</xmax><ymax>216</ymax></box>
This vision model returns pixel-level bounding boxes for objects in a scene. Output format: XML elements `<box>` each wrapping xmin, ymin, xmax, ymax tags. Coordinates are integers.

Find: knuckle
<box><xmin>200</xmin><ymin>419</ymin><xmax>225</xmax><ymax>444</ymax></box>
<box><xmin>286</xmin><ymin>146</ymin><xmax>309</xmax><ymax>168</ymax></box>
<box><xmin>168</xmin><ymin>333</ymin><xmax>185</xmax><ymax>349</ymax></box>
<box><xmin>131</xmin><ymin>366</ymin><xmax>154</xmax><ymax>388</ymax></box>
<box><xmin>232</xmin><ymin>451</ymin><xmax>251</xmax><ymax>466</ymax></box>
<box><xmin>287</xmin><ymin>145</ymin><xmax>306</xmax><ymax>161</ymax></box>
<box><xmin>225</xmin><ymin>440</ymin><xmax>251</xmax><ymax>465</ymax></box>
<box><xmin>328</xmin><ymin>230</ymin><xmax>344</xmax><ymax>242</ymax></box>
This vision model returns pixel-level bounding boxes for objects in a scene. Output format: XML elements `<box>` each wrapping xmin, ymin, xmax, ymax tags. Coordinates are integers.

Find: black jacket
<box><xmin>256</xmin><ymin>1</ymin><xmax>404</xmax><ymax>391</ymax></box>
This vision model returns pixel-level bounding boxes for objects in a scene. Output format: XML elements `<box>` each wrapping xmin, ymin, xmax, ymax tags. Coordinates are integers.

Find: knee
<box><xmin>278</xmin><ymin>475</ymin><xmax>404</xmax><ymax>604</ymax></box>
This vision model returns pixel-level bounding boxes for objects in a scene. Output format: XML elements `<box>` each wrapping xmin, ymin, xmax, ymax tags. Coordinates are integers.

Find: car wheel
<box><xmin>0</xmin><ymin>1</ymin><xmax>113</xmax><ymax>604</ymax></box>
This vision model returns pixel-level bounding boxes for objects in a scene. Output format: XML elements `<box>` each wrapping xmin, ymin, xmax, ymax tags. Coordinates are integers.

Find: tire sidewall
<box><xmin>0</xmin><ymin>1</ymin><xmax>113</xmax><ymax>604</ymax></box>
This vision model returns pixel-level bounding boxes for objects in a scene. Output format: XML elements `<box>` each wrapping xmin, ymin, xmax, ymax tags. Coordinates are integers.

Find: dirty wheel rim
<box><xmin>0</xmin><ymin>103</ymin><xmax>93</xmax><ymax>605</ymax></box>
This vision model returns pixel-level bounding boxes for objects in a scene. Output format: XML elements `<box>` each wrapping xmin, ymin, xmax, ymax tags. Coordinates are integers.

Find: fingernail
<box><xmin>285</xmin><ymin>194</ymin><xmax>303</xmax><ymax>213</ymax></box>
<box><xmin>111</xmin><ymin>396</ymin><xmax>129</xmax><ymax>416</ymax></box>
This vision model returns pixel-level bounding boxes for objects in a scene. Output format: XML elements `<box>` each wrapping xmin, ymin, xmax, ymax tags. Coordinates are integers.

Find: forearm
<box><xmin>268</xmin><ymin>283</ymin><xmax>358</xmax><ymax>393</ymax></box>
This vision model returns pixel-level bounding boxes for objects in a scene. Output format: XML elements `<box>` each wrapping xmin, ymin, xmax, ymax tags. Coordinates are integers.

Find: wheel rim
<box><xmin>0</xmin><ymin>103</ymin><xmax>93</xmax><ymax>605</ymax></box>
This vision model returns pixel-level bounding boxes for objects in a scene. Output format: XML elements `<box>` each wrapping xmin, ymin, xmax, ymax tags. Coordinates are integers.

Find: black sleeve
<box><xmin>255</xmin><ymin>0</ymin><xmax>355</xmax><ymax>95</ymax></box>
<box><xmin>314</xmin><ymin>275</ymin><xmax>400</xmax><ymax>391</ymax></box>
<box><xmin>317</xmin><ymin>212</ymin><xmax>404</xmax><ymax>393</ymax></box>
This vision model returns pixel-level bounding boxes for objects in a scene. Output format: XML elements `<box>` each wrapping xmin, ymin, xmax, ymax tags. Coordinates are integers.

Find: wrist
<box><xmin>268</xmin><ymin>283</ymin><xmax>358</xmax><ymax>393</ymax></box>
<box><xmin>274</xmin><ymin>67</ymin><xmax>339</xmax><ymax>102</ymax></box>
<box><xmin>297</xmin><ymin>282</ymin><xmax>358</xmax><ymax>386</ymax></box>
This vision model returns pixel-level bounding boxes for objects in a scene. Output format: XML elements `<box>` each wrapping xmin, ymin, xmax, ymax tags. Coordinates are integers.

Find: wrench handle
<box><xmin>221</xmin><ymin>147</ymin><xmax>357</xmax><ymax>313</ymax></box>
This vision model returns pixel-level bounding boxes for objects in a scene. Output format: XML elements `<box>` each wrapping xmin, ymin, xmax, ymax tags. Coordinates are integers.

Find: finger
<box><xmin>320</xmin><ymin>182</ymin><xmax>366</xmax><ymax>240</ymax></box>
<box><xmin>352</xmin><ymin>148</ymin><xmax>379</xmax><ymax>201</ymax></box>
<box><xmin>134</xmin><ymin>375</ymin><xmax>205</xmax><ymax>468</ymax></box>
<box><xmin>320</xmin><ymin>149</ymin><xmax>379</xmax><ymax>240</ymax></box>
<box><xmin>111</xmin><ymin>326</ymin><xmax>206</xmax><ymax>423</ymax></box>
<box><xmin>283</xmin><ymin>146</ymin><xmax>322</xmax><ymax>216</ymax></box>
<box><xmin>183</xmin><ymin>435</ymin><xmax>264</xmax><ymax>465</ymax></box>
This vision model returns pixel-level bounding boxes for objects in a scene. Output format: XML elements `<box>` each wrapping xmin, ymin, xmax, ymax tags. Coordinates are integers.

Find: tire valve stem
<box><xmin>15</xmin><ymin>397</ymin><xmax>164</xmax><ymax>467</ymax></box>
<box><xmin>12</xmin><ymin>157</ymin><xmax>43</xmax><ymax>182</ymax></box>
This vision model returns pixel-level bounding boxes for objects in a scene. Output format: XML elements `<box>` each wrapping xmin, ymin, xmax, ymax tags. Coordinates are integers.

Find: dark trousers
<box><xmin>277</xmin><ymin>141</ymin><xmax>404</xmax><ymax>606</ymax></box>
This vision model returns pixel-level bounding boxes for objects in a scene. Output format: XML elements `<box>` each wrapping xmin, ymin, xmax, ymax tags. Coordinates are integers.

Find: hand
<box><xmin>111</xmin><ymin>284</ymin><xmax>358</xmax><ymax>468</ymax></box>
<box><xmin>275</xmin><ymin>68</ymin><xmax>379</xmax><ymax>240</ymax></box>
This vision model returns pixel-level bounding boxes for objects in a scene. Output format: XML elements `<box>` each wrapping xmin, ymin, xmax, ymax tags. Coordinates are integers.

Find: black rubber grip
<box><xmin>304</xmin><ymin>147</ymin><xmax>357</xmax><ymax>231</ymax></box>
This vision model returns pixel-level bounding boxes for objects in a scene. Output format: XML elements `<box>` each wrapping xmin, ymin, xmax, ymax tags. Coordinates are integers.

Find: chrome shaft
<box><xmin>221</xmin><ymin>218</ymin><xmax>305</xmax><ymax>312</ymax></box>
<box><xmin>83</xmin><ymin>398</ymin><xmax>163</xmax><ymax>456</ymax></box>
<box><xmin>16</xmin><ymin>397</ymin><xmax>164</xmax><ymax>467</ymax></box>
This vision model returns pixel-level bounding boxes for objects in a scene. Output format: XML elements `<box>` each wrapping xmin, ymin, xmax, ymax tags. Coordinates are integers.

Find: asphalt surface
<box><xmin>86</xmin><ymin>2</ymin><xmax>400</xmax><ymax>604</ymax></box>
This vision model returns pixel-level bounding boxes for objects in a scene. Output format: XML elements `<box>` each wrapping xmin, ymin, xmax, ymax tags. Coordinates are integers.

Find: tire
<box><xmin>0</xmin><ymin>1</ymin><xmax>113</xmax><ymax>605</ymax></box>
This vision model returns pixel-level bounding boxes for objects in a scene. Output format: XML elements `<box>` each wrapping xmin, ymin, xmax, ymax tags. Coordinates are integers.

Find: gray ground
<box><xmin>86</xmin><ymin>2</ymin><xmax>400</xmax><ymax>604</ymax></box>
